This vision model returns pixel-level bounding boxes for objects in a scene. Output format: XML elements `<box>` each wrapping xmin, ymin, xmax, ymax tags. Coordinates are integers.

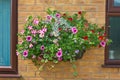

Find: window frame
<box><xmin>103</xmin><ymin>0</ymin><xmax>120</xmax><ymax>67</ymax></box>
<box><xmin>108</xmin><ymin>0</ymin><xmax>120</xmax><ymax>12</ymax></box>
<box><xmin>0</xmin><ymin>0</ymin><xmax>20</xmax><ymax>77</ymax></box>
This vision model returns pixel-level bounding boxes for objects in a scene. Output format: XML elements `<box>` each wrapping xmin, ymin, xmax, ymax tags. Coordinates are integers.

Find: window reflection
<box><xmin>109</xmin><ymin>17</ymin><xmax>120</xmax><ymax>60</ymax></box>
<box><xmin>114</xmin><ymin>0</ymin><xmax>120</xmax><ymax>6</ymax></box>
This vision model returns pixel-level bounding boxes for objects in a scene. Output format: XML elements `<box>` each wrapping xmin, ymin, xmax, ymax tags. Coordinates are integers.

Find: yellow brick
<box><xmin>55</xmin><ymin>0</ymin><xmax>73</xmax><ymax>5</ymax></box>
<box><xmin>73</xmin><ymin>0</ymin><xmax>91</xmax><ymax>4</ymax></box>
<box><xmin>19</xmin><ymin>0</ymin><xmax>35</xmax><ymax>5</ymax></box>
<box><xmin>18</xmin><ymin>5</ymin><xmax>27</xmax><ymax>11</ymax></box>
<box><xmin>62</xmin><ymin>6</ymin><xmax>81</xmax><ymax>11</ymax></box>
<box><xmin>91</xmin><ymin>73</ymin><xmax>109</xmax><ymax>79</ymax></box>
<box><xmin>36</xmin><ymin>71</ymin><xmax>55</xmax><ymax>78</ymax></box>
<box><xmin>19</xmin><ymin>72</ymin><xmax>35</xmax><ymax>77</ymax></box>
<box><xmin>27</xmin><ymin>6</ymin><xmax>44</xmax><ymax>12</ymax></box>
<box><xmin>91</xmin><ymin>0</ymin><xmax>105</xmax><ymax>3</ymax></box>
<box><xmin>45</xmin><ymin>6</ymin><xmax>63</xmax><ymax>11</ymax></box>
<box><xmin>19</xmin><ymin>65</ymin><xmax>27</xmax><ymax>72</ymax></box>
<box><xmin>97</xmin><ymin>4</ymin><xmax>105</xmax><ymax>12</ymax></box>
<box><xmin>36</xmin><ymin>0</ymin><xmax>53</xmax><ymax>5</ymax></box>
<box><xmin>27</xmin><ymin>65</ymin><xmax>38</xmax><ymax>71</ymax></box>
<box><xmin>81</xmin><ymin>6</ymin><xmax>97</xmax><ymax>11</ymax></box>
<box><xmin>23</xmin><ymin>78</ymin><xmax>44</xmax><ymax>80</ymax></box>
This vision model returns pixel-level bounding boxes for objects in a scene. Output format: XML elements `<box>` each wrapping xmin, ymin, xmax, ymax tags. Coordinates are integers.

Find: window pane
<box><xmin>114</xmin><ymin>0</ymin><xmax>120</xmax><ymax>6</ymax></box>
<box><xmin>0</xmin><ymin>0</ymin><xmax>11</xmax><ymax>66</ymax></box>
<box><xmin>109</xmin><ymin>17</ymin><xmax>120</xmax><ymax>60</ymax></box>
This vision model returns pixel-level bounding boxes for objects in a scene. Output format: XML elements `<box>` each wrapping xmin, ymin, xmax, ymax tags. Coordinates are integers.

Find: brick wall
<box><xmin>1</xmin><ymin>0</ymin><xmax>120</xmax><ymax>80</ymax></box>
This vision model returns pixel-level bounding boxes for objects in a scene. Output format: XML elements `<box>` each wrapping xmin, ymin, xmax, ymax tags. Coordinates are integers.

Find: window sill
<box><xmin>0</xmin><ymin>74</ymin><xmax>21</xmax><ymax>78</ymax></box>
<box><xmin>102</xmin><ymin>64</ymin><xmax>120</xmax><ymax>68</ymax></box>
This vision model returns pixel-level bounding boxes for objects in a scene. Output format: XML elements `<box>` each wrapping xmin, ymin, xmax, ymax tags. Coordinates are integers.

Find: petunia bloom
<box><xmin>100</xmin><ymin>41</ymin><xmax>106</xmax><ymax>47</ymax></box>
<box><xmin>29</xmin><ymin>44</ymin><xmax>33</xmax><ymax>48</ymax></box>
<box><xmin>83</xmin><ymin>36</ymin><xmax>88</xmax><ymax>40</ymax></box>
<box><xmin>56</xmin><ymin>13</ymin><xmax>61</xmax><ymax>18</ymax></box>
<box><xmin>71</xmin><ymin>27</ymin><xmax>78</xmax><ymax>34</ymax></box>
<box><xmin>16</xmin><ymin>51</ymin><xmax>20</xmax><ymax>56</ymax></box>
<box><xmin>23</xmin><ymin>50</ymin><xmax>28</xmax><ymax>57</ymax></box>
<box><xmin>99</xmin><ymin>36</ymin><xmax>104</xmax><ymax>41</ymax></box>
<box><xmin>75</xmin><ymin>50</ymin><xmax>79</xmax><ymax>54</ymax></box>
<box><xmin>42</xmin><ymin>28</ymin><xmax>47</xmax><ymax>32</ymax></box>
<box><xmin>31</xmin><ymin>30</ymin><xmax>37</xmax><ymax>35</ymax></box>
<box><xmin>68</xmin><ymin>18</ymin><xmax>73</xmax><ymax>21</ymax></box>
<box><xmin>39</xmin><ymin>33</ymin><xmax>44</xmax><ymax>38</ymax></box>
<box><xmin>26</xmin><ymin>36</ymin><xmax>32</xmax><ymax>41</ymax></box>
<box><xmin>32</xmin><ymin>55</ymin><xmax>36</xmax><ymax>59</ymax></box>
<box><xmin>58</xmin><ymin>57</ymin><xmax>62</xmax><ymax>61</ymax></box>
<box><xmin>78</xmin><ymin>11</ymin><xmax>82</xmax><ymax>15</ymax></box>
<box><xmin>20</xmin><ymin>30</ymin><xmax>24</xmax><ymax>34</ymax></box>
<box><xmin>40</xmin><ymin>45</ymin><xmax>45</xmax><ymax>50</ymax></box>
<box><xmin>33</xmin><ymin>19</ymin><xmax>39</xmax><ymax>25</ymax></box>
<box><xmin>28</xmin><ymin>26</ymin><xmax>33</xmax><ymax>30</ymax></box>
<box><xmin>56</xmin><ymin>49</ymin><xmax>62</xmax><ymax>58</ymax></box>
<box><xmin>46</xmin><ymin>15</ymin><xmax>52</xmax><ymax>21</ymax></box>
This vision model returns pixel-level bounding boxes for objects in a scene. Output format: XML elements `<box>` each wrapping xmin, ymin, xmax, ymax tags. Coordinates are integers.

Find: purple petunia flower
<box><xmin>26</xmin><ymin>36</ymin><xmax>32</xmax><ymax>41</ymax></box>
<box><xmin>40</xmin><ymin>45</ymin><xmax>45</xmax><ymax>50</ymax></box>
<box><xmin>23</xmin><ymin>50</ymin><xmax>28</xmax><ymax>57</ymax></box>
<box><xmin>56</xmin><ymin>49</ymin><xmax>62</xmax><ymax>58</ymax></box>
<box><xmin>56</xmin><ymin>13</ymin><xmax>61</xmax><ymax>18</ymax></box>
<box><xmin>100</xmin><ymin>41</ymin><xmax>106</xmax><ymax>47</ymax></box>
<box><xmin>46</xmin><ymin>15</ymin><xmax>52</xmax><ymax>21</ymax></box>
<box><xmin>71</xmin><ymin>27</ymin><xmax>78</xmax><ymax>34</ymax></box>
<box><xmin>75</xmin><ymin>50</ymin><xmax>79</xmax><ymax>54</ymax></box>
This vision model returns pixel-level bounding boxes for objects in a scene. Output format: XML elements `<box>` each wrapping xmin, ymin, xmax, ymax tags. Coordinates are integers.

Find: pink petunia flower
<box><xmin>19</xmin><ymin>40</ymin><xmax>23</xmax><ymax>44</ymax></box>
<box><xmin>32</xmin><ymin>55</ymin><xmax>36</xmax><ymax>59</ymax></box>
<box><xmin>40</xmin><ymin>45</ymin><xmax>45</xmax><ymax>50</ymax></box>
<box><xmin>58</xmin><ymin>57</ymin><xmax>62</xmax><ymax>61</ymax></box>
<box><xmin>42</xmin><ymin>28</ymin><xmax>47</xmax><ymax>32</ymax></box>
<box><xmin>29</xmin><ymin>44</ymin><xmax>33</xmax><ymax>48</ymax></box>
<box><xmin>39</xmin><ymin>33</ymin><xmax>44</xmax><ymax>38</ymax></box>
<box><xmin>38</xmin><ymin>30</ymin><xmax>44</xmax><ymax>34</ymax></box>
<box><xmin>26</xmin><ymin>36</ymin><xmax>32</xmax><ymax>41</ymax></box>
<box><xmin>71</xmin><ymin>27</ymin><xmax>78</xmax><ymax>34</ymax></box>
<box><xmin>31</xmin><ymin>30</ymin><xmax>37</xmax><ymax>34</ymax></box>
<box><xmin>46</xmin><ymin>15</ymin><xmax>52</xmax><ymax>21</ymax></box>
<box><xmin>20</xmin><ymin>30</ymin><xmax>25</xmax><ymax>34</ymax></box>
<box><xmin>56</xmin><ymin>13</ymin><xmax>61</xmax><ymax>18</ymax></box>
<box><xmin>28</xmin><ymin>26</ymin><xmax>33</xmax><ymax>30</ymax></box>
<box><xmin>56</xmin><ymin>49</ymin><xmax>62</xmax><ymax>58</ymax></box>
<box><xmin>16</xmin><ymin>51</ymin><xmax>20</xmax><ymax>56</ymax></box>
<box><xmin>23</xmin><ymin>50</ymin><xmax>28</xmax><ymax>57</ymax></box>
<box><xmin>33</xmin><ymin>19</ymin><xmax>39</xmax><ymax>25</ymax></box>
<box><xmin>100</xmin><ymin>41</ymin><xmax>106</xmax><ymax>47</ymax></box>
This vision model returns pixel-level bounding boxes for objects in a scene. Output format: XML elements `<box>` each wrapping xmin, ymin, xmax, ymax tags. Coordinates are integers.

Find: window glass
<box><xmin>114</xmin><ymin>0</ymin><xmax>120</xmax><ymax>6</ymax></box>
<box><xmin>109</xmin><ymin>16</ymin><xmax>120</xmax><ymax>59</ymax></box>
<box><xmin>0</xmin><ymin>0</ymin><xmax>11</xmax><ymax>66</ymax></box>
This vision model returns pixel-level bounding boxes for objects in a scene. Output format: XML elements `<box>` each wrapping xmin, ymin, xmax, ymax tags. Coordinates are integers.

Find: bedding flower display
<box><xmin>17</xmin><ymin>9</ymin><xmax>111</xmax><ymax>75</ymax></box>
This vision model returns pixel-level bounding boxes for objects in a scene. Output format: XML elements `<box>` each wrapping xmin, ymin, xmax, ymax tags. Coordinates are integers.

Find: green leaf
<box><xmin>53</xmin><ymin>60</ymin><xmax>58</xmax><ymax>63</ymax></box>
<box><xmin>41</xmin><ymin>59</ymin><xmax>45</xmax><ymax>63</ymax></box>
<box><xmin>72</xmin><ymin>64</ymin><xmax>76</xmax><ymax>69</ymax></box>
<box><xmin>73</xmin><ymin>71</ymin><xmax>78</xmax><ymax>76</ymax></box>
